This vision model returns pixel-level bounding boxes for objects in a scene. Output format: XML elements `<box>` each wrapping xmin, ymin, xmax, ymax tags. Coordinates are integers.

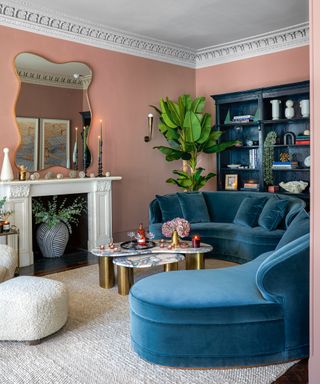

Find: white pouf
<box><xmin>0</xmin><ymin>276</ymin><xmax>68</xmax><ymax>341</ymax></box>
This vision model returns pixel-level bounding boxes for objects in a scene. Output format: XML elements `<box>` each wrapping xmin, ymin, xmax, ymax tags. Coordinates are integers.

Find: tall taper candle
<box><xmin>100</xmin><ymin>119</ymin><xmax>103</xmax><ymax>142</ymax></box>
<box><xmin>75</xmin><ymin>127</ymin><xmax>78</xmax><ymax>145</ymax></box>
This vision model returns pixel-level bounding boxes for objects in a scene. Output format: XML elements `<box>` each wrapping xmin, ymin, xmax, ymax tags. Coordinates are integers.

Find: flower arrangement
<box><xmin>162</xmin><ymin>218</ymin><xmax>190</xmax><ymax>238</ymax></box>
<box><xmin>0</xmin><ymin>196</ymin><xmax>14</xmax><ymax>221</ymax></box>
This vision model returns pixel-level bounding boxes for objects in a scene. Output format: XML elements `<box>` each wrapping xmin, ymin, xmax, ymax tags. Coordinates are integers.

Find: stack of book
<box><xmin>296</xmin><ymin>135</ymin><xmax>310</xmax><ymax>145</ymax></box>
<box><xmin>249</xmin><ymin>149</ymin><xmax>258</xmax><ymax>168</ymax></box>
<box><xmin>272</xmin><ymin>161</ymin><xmax>298</xmax><ymax>169</ymax></box>
<box><xmin>241</xmin><ymin>183</ymin><xmax>259</xmax><ymax>191</ymax></box>
<box><xmin>232</xmin><ymin>115</ymin><xmax>255</xmax><ymax>123</ymax></box>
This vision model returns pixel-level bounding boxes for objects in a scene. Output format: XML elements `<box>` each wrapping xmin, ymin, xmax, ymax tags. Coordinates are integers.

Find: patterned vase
<box><xmin>36</xmin><ymin>221</ymin><xmax>69</xmax><ymax>258</ymax></box>
<box><xmin>171</xmin><ymin>230</ymin><xmax>180</xmax><ymax>248</ymax></box>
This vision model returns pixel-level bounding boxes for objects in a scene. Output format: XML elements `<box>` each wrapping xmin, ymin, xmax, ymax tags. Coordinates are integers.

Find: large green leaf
<box><xmin>197</xmin><ymin>113</ymin><xmax>212</xmax><ymax>144</ymax></box>
<box><xmin>184</xmin><ymin>111</ymin><xmax>201</xmax><ymax>142</ymax></box>
<box><xmin>167</xmin><ymin>177</ymin><xmax>193</xmax><ymax>188</ymax></box>
<box><xmin>166</xmin><ymin>99</ymin><xmax>181</xmax><ymax>127</ymax></box>
<box><xmin>202</xmin><ymin>130</ymin><xmax>223</xmax><ymax>149</ymax></box>
<box><xmin>160</xmin><ymin>99</ymin><xmax>177</xmax><ymax>128</ymax></box>
<box><xmin>191</xmin><ymin>96</ymin><xmax>205</xmax><ymax>113</ymax></box>
<box><xmin>204</xmin><ymin>140</ymin><xmax>237</xmax><ymax>154</ymax></box>
<box><xmin>154</xmin><ymin>146</ymin><xmax>191</xmax><ymax>161</ymax></box>
<box><xmin>179</xmin><ymin>95</ymin><xmax>192</xmax><ymax>111</ymax></box>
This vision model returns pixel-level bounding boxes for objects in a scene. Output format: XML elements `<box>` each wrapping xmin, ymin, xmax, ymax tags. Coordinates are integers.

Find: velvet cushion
<box><xmin>276</xmin><ymin>209</ymin><xmax>309</xmax><ymax>250</ymax></box>
<box><xmin>177</xmin><ymin>192</ymin><xmax>210</xmax><ymax>223</ymax></box>
<box><xmin>258</xmin><ymin>197</ymin><xmax>289</xmax><ymax>231</ymax></box>
<box><xmin>233</xmin><ymin>197</ymin><xmax>267</xmax><ymax>227</ymax></box>
<box><xmin>156</xmin><ymin>194</ymin><xmax>183</xmax><ymax>222</ymax></box>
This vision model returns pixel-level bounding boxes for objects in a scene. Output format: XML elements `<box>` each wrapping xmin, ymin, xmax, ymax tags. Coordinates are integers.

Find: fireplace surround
<box><xmin>0</xmin><ymin>176</ymin><xmax>121</xmax><ymax>266</ymax></box>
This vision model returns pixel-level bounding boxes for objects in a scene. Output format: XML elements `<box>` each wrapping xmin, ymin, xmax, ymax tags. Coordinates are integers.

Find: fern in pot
<box><xmin>32</xmin><ymin>195</ymin><xmax>86</xmax><ymax>258</ymax></box>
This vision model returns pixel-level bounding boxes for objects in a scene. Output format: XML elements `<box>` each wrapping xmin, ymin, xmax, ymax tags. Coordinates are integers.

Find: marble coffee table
<box><xmin>91</xmin><ymin>241</ymin><xmax>213</xmax><ymax>293</ymax></box>
<box><xmin>113</xmin><ymin>253</ymin><xmax>185</xmax><ymax>295</ymax></box>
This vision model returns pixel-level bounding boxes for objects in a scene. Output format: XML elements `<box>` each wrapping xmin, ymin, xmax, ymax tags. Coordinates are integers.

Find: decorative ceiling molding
<box><xmin>196</xmin><ymin>23</ymin><xmax>309</xmax><ymax>68</ymax></box>
<box><xmin>0</xmin><ymin>1</ymin><xmax>309</xmax><ymax>69</ymax></box>
<box><xmin>16</xmin><ymin>68</ymin><xmax>91</xmax><ymax>89</ymax></box>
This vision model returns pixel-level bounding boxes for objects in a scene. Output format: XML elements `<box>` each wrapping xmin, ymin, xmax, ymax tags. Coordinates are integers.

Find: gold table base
<box><xmin>99</xmin><ymin>256</ymin><xmax>115</xmax><ymax>288</ymax></box>
<box><xmin>185</xmin><ymin>253</ymin><xmax>205</xmax><ymax>270</ymax></box>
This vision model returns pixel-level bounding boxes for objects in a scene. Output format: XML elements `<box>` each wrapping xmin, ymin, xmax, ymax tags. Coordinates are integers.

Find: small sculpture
<box><xmin>285</xmin><ymin>100</ymin><xmax>294</xmax><ymax>119</ymax></box>
<box><xmin>279</xmin><ymin>181</ymin><xmax>308</xmax><ymax>194</ymax></box>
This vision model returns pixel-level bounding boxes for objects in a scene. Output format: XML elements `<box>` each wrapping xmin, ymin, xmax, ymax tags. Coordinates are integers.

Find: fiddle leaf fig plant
<box><xmin>152</xmin><ymin>95</ymin><xmax>238</xmax><ymax>191</ymax></box>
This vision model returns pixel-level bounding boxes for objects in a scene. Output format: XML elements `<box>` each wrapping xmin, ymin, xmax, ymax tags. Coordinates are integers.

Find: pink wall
<box><xmin>195</xmin><ymin>46</ymin><xmax>310</xmax><ymax>189</ymax></box>
<box><xmin>309</xmin><ymin>0</ymin><xmax>320</xmax><ymax>382</ymax></box>
<box><xmin>0</xmin><ymin>25</ymin><xmax>195</xmax><ymax>238</ymax></box>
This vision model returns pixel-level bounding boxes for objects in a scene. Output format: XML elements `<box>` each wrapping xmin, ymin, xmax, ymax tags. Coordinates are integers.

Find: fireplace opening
<box><xmin>32</xmin><ymin>193</ymin><xmax>88</xmax><ymax>261</ymax></box>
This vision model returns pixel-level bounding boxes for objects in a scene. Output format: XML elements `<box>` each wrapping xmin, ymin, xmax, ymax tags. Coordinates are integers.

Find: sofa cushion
<box><xmin>177</xmin><ymin>192</ymin><xmax>210</xmax><ymax>223</ymax></box>
<box><xmin>276</xmin><ymin>209</ymin><xmax>309</xmax><ymax>250</ymax></box>
<box><xmin>156</xmin><ymin>194</ymin><xmax>183</xmax><ymax>222</ymax></box>
<box><xmin>233</xmin><ymin>197</ymin><xmax>268</xmax><ymax>227</ymax></box>
<box><xmin>258</xmin><ymin>197</ymin><xmax>289</xmax><ymax>231</ymax></box>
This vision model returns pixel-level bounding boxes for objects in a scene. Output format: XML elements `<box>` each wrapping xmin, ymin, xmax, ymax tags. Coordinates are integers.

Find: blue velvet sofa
<box><xmin>130</xmin><ymin>209</ymin><xmax>310</xmax><ymax>368</ymax></box>
<box><xmin>149</xmin><ymin>191</ymin><xmax>305</xmax><ymax>263</ymax></box>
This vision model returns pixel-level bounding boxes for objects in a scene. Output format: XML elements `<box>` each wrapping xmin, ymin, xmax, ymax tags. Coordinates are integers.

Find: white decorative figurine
<box><xmin>279</xmin><ymin>181</ymin><xmax>308</xmax><ymax>194</ymax></box>
<box><xmin>285</xmin><ymin>100</ymin><xmax>294</xmax><ymax>119</ymax></box>
<box><xmin>270</xmin><ymin>99</ymin><xmax>281</xmax><ymax>120</ymax></box>
<box><xmin>300</xmin><ymin>99</ymin><xmax>310</xmax><ymax>118</ymax></box>
<box><xmin>0</xmin><ymin>148</ymin><xmax>14</xmax><ymax>181</ymax></box>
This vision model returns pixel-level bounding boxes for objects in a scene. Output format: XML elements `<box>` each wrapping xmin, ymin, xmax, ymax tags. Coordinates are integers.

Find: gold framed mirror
<box><xmin>14</xmin><ymin>53</ymin><xmax>92</xmax><ymax>172</ymax></box>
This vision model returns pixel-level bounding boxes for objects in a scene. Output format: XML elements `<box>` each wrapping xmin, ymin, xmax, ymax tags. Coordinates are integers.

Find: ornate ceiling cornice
<box><xmin>0</xmin><ymin>1</ymin><xmax>309</xmax><ymax>69</ymax></box>
<box><xmin>16</xmin><ymin>68</ymin><xmax>91</xmax><ymax>89</ymax></box>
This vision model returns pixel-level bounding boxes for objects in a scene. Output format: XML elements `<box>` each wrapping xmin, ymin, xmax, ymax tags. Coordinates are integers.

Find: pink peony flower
<box><xmin>161</xmin><ymin>217</ymin><xmax>190</xmax><ymax>238</ymax></box>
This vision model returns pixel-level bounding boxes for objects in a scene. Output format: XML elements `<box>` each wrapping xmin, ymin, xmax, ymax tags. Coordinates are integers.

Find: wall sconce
<box><xmin>144</xmin><ymin>113</ymin><xmax>154</xmax><ymax>142</ymax></box>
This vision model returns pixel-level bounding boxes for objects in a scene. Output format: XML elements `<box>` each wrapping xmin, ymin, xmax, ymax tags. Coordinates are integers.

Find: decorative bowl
<box><xmin>279</xmin><ymin>181</ymin><xmax>308</xmax><ymax>194</ymax></box>
<box><xmin>227</xmin><ymin>164</ymin><xmax>241</xmax><ymax>169</ymax></box>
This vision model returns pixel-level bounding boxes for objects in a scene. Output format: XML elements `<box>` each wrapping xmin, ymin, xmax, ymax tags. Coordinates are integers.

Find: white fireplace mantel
<box><xmin>0</xmin><ymin>176</ymin><xmax>121</xmax><ymax>267</ymax></box>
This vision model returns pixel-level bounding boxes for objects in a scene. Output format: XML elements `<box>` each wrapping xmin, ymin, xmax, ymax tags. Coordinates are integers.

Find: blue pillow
<box><xmin>233</xmin><ymin>196</ymin><xmax>268</xmax><ymax>227</ymax></box>
<box><xmin>258</xmin><ymin>197</ymin><xmax>289</xmax><ymax>231</ymax></box>
<box><xmin>276</xmin><ymin>208</ymin><xmax>309</xmax><ymax>250</ymax></box>
<box><xmin>177</xmin><ymin>192</ymin><xmax>210</xmax><ymax>223</ymax></box>
<box><xmin>156</xmin><ymin>194</ymin><xmax>183</xmax><ymax>222</ymax></box>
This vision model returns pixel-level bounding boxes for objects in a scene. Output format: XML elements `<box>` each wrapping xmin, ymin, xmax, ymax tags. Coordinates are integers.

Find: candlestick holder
<box><xmin>97</xmin><ymin>140</ymin><xmax>103</xmax><ymax>177</ymax></box>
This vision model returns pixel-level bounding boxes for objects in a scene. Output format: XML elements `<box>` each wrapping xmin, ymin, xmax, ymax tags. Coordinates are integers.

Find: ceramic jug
<box><xmin>300</xmin><ymin>99</ymin><xmax>310</xmax><ymax>118</ymax></box>
<box><xmin>270</xmin><ymin>99</ymin><xmax>281</xmax><ymax>120</ymax></box>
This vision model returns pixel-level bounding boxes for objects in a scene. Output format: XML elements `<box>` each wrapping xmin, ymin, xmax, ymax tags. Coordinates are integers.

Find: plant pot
<box><xmin>268</xmin><ymin>185</ymin><xmax>279</xmax><ymax>193</ymax></box>
<box><xmin>36</xmin><ymin>221</ymin><xmax>69</xmax><ymax>258</ymax></box>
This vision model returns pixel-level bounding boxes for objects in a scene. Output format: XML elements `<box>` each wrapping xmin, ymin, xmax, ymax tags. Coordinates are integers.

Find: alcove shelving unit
<box><xmin>211</xmin><ymin>81</ymin><xmax>310</xmax><ymax>204</ymax></box>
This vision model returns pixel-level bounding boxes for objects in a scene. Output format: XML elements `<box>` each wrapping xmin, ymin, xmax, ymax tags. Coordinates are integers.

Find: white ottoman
<box><xmin>0</xmin><ymin>276</ymin><xmax>68</xmax><ymax>342</ymax></box>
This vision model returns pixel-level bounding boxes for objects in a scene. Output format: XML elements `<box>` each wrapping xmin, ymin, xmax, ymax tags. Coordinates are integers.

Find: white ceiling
<box><xmin>21</xmin><ymin>0</ymin><xmax>308</xmax><ymax>50</ymax></box>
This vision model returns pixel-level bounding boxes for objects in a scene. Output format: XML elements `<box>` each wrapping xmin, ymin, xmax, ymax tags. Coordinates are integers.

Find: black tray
<box><xmin>120</xmin><ymin>240</ymin><xmax>156</xmax><ymax>250</ymax></box>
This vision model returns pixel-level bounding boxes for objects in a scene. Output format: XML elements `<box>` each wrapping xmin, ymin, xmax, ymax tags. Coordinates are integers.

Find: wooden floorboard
<box><xmin>19</xmin><ymin>253</ymin><xmax>308</xmax><ymax>383</ymax></box>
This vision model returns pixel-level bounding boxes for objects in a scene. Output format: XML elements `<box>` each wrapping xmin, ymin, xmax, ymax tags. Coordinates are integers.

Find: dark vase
<box><xmin>36</xmin><ymin>221</ymin><xmax>69</xmax><ymax>258</ymax></box>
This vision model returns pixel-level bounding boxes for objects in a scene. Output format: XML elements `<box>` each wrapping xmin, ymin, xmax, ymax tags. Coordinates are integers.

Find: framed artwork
<box><xmin>225</xmin><ymin>174</ymin><xmax>238</xmax><ymax>190</ymax></box>
<box><xmin>15</xmin><ymin>117</ymin><xmax>39</xmax><ymax>171</ymax></box>
<box><xmin>40</xmin><ymin>119</ymin><xmax>70</xmax><ymax>168</ymax></box>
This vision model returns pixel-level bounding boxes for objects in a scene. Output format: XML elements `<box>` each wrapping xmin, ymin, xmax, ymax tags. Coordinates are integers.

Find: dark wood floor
<box><xmin>19</xmin><ymin>252</ymin><xmax>308</xmax><ymax>383</ymax></box>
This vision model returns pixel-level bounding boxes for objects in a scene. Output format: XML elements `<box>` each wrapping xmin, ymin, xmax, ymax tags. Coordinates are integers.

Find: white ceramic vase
<box><xmin>0</xmin><ymin>148</ymin><xmax>14</xmax><ymax>181</ymax></box>
<box><xmin>270</xmin><ymin>99</ymin><xmax>281</xmax><ymax>120</ymax></box>
<box><xmin>300</xmin><ymin>99</ymin><xmax>310</xmax><ymax>118</ymax></box>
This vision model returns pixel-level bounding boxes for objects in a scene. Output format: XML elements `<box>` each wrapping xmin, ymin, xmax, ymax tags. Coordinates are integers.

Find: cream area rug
<box><xmin>0</xmin><ymin>260</ymin><xmax>297</xmax><ymax>384</ymax></box>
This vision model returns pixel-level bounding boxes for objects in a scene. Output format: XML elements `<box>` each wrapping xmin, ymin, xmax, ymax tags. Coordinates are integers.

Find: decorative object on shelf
<box><xmin>69</xmin><ymin>170</ymin><xmax>77</xmax><ymax>178</ymax></box>
<box><xmin>56</xmin><ymin>173</ymin><xmax>64</xmax><ymax>179</ymax></box>
<box><xmin>268</xmin><ymin>185</ymin><xmax>279</xmax><ymax>193</ymax></box>
<box><xmin>225</xmin><ymin>174</ymin><xmax>238</xmax><ymax>190</ymax></box>
<box><xmin>32</xmin><ymin>195</ymin><xmax>86</xmax><ymax>258</ymax></box>
<box><xmin>246</xmin><ymin>140</ymin><xmax>253</xmax><ymax>146</ymax></box>
<box><xmin>296</xmin><ymin>134</ymin><xmax>310</xmax><ymax>145</ymax></box>
<box><xmin>82</xmin><ymin>126</ymin><xmax>91</xmax><ymax>177</ymax></box>
<box><xmin>44</xmin><ymin>172</ymin><xmax>55</xmax><ymax>180</ymax></box>
<box><xmin>280</xmin><ymin>152</ymin><xmax>290</xmax><ymax>162</ymax></box>
<box><xmin>224</xmin><ymin>109</ymin><xmax>231</xmax><ymax>124</ymax></box>
<box><xmin>304</xmin><ymin>155</ymin><xmax>311</xmax><ymax>168</ymax></box>
<box><xmin>30</xmin><ymin>174</ymin><xmax>36</xmax><ymax>181</ymax></box>
<box><xmin>241</xmin><ymin>182</ymin><xmax>259</xmax><ymax>191</ymax></box>
<box><xmin>279</xmin><ymin>180</ymin><xmax>308</xmax><ymax>194</ymax></box>
<box><xmin>192</xmin><ymin>235</ymin><xmax>201</xmax><ymax>248</ymax></box>
<box><xmin>72</xmin><ymin>127</ymin><xmax>78</xmax><ymax>170</ymax></box>
<box><xmin>161</xmin><ymin>218</ymin><xmax>190</xmax><ymax>247</ymax></box>
<box><xmin>285</xmin><ymin>100</ymin><xmax>295</xmax><ymax>119</ymax></box>
<box><xmin>227</xmin><ymin>164</ymin><xmax>241</xmax><ymax>169</ymax></box>
<box><xmin>105</xmin><ymin>171</ymin><xmax>111</xmax><ymax>177</ymax></box>
<box><xmin>249</xmin><ymin>149</ymin><xmax>258</xmax><ymax>169</ymax></box>
<box><xmin>263</xmin><ymin>131</ymin><xmax>277</xmax><ymax>187</ymax></box>
<box><xmin>151</xmin><ymin>95</ymin><xmax>237</xmax><ymax>191</ymax></box>
<box><xmin>144</xmin><ymin>113</ymin><xmax>154</xmax><ymax>142</ymax></box>
<box><xmin>18</xmin><ymin>165</ymin><xmax>27</xmax><ymax>181</ymax></box>
<box><xmin>97</xmin><ymin>120</ymin><xmax>104</xmax><ymax>177</ymax></box>
<box><xmin>270</xmin><ymin>99</ymin><xmax>281</xmax><ymax>120</ymax></box>
<box><xmin>283</xmin><ymin>132</ymin><xmax>296</xmax><ymax>145</ymax></box>
<box><xmin>0</xmin><ymin>148</ymin><xmax>14</xmax><ymax>181</ymax></box>
<box><xmin>303</xmin><ymin>129</ymin><xmax>310</xmax><ymax>136</ymax></box>
<box><xmin>300</xmin><ymin>99</ymin><xmax>310</xmax><ymax>118</ymax></box>
<box><xmin>33</xmin><ymin>172</ymin><xmax>40</xmax><ymax>180</ymax></box>
<box><xmin>89</xmin><ymin>173</ymin><xmax>95</xmax><ymax>178</ymax></box>
<box><xmin>79</xmin><ymin>171</ymin><xmax>86</xmax><ymax>178</ymax></box>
